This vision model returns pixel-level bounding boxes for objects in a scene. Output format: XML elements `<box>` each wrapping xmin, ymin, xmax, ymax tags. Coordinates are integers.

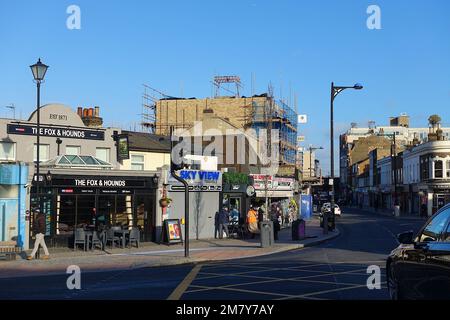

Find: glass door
<box><xmin>135</xmin><ymin>195</ymin><xmax>154</xmax><ymax>242</ymax></box>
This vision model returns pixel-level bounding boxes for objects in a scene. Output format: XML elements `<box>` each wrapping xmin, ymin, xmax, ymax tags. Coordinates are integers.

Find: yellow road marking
<box><xmin>167</xmin><ymin>264</ymin><xmax>202</xmax><ymax>300</ymax></box>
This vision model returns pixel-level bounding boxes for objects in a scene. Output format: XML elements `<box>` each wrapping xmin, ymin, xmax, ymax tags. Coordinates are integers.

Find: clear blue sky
<box><xmin>1</xmin><ymin>0</ymin><xmax>450</xmax><ymax>175</ymax></box>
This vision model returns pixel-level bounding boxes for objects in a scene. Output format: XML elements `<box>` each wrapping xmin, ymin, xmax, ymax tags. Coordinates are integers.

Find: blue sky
<box><xmin>1</xmin><ymin>0</ymin><xmax>450</xmax><ymax>175</ymax></box>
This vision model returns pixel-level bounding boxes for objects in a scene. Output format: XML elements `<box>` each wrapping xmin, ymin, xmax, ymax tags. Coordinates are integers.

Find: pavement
<box><xmin>0</xmin><ymin>207</ymin><xmax>425</xmax><ymax>300</ymax></box>
<box><xmin>0</xmin><ymin>217</ymin><xmax>339</xmax><ymax>279</ymax></box>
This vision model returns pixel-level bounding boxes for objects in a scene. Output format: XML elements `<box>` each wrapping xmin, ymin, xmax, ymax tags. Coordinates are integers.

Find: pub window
<box><xmin>447</xmin><ymin>160</ymin><xmax>450</xmax><ymax>178</ymax></box>
<box><xmin>421</xmin><ymin>157</ymin><xmax>429</xmax><ymax>180</ymax></box>
<box><xmin>0</xmin><ymin>142</ymin><xmax>16</xmax><ymax>161</ymax></box>
<box><xmin>131</xmin><ymin>154</ymin><xmax>145</xmax><ymax>171</ymax></box>
<box><xmin>96</xmin><ymin>147</ymin><xmax>110</xmax><ymax>163</ymax></box>
<box><xmin>435</xmin><ymin>160</ymin><xmax>443</xmax><ymax>178</ymax></box>
<box><xmin>33</xmin><ymin>144</ymin><xmax>50</xmax><ymax>162</ymax></box>
<box><xmin>66</xmin><ymin>145</ymin><xmax>81</xmax><ymax>156</ymax></box>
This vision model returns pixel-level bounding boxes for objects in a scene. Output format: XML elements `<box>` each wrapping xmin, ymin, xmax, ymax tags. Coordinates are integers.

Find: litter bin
<box><xmin>292</xmin><ymin>219</ymin><xmax>306</xmax><ymax>240</ymax></box>
<box><xmin>260</xmin><ymin>221</ymin><xmax>274</xmax><ymax>248</ymax></box>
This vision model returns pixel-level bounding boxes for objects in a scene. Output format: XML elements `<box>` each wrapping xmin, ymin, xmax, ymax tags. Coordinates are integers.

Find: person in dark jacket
<box><xmin>214</xmin><ymin>211</ymin><xmax>220</xmax><ymax>239</ymax></box>
<box><xmin>27</xmin><ymin>209</ymin><xmax>50</xmax><ymax>260</ymax></box>
<box><xmin>218</xmin><ymin>207</ymin><xmax>230</xmax><ymax>239</ymax></box>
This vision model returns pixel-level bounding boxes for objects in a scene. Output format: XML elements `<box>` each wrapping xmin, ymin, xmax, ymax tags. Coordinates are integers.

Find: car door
<box><xmin>412</xmin><ymin>206</ymin><xmax>450</xmax><ymax>299</ymax></box>
<box><xmin>396</xmin><ymin>208</ymin><xmax>450</xmax><ymax>299</ymax></box>
<box><xmin>425</xmin><ymin>210</ymin><xmax>450</xmax><ymax>299</ymax></box>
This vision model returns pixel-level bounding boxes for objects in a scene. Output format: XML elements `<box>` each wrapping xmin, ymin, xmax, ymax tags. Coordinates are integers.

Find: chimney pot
<box><xmin>94</xmin><ymin>106</ymin><xmax>100</xmax><ymax>117</ymax></box>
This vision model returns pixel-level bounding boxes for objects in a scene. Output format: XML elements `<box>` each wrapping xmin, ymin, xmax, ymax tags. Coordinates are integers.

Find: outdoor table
<box><xmin>114</xmin><ymin>229</ymin><xmax>130</xmax><ymax>248</ymax></box>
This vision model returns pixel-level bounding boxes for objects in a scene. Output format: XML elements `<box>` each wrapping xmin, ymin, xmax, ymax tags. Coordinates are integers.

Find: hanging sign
<box><xmin>117</xmin><ymin>134</ymin><xmax>130</xmax><ymax>161</ymax></box>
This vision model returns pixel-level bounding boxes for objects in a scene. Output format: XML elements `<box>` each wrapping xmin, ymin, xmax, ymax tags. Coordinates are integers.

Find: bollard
<box><xmin>323</xmin><ymin>213</ymin><xmax>329</xmax><ymax>235</ymax></box>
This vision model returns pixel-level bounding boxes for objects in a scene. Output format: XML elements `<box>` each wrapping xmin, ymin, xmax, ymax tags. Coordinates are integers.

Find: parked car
<box><xmin>386</xmin><ymin>203</ymin><xmax>450</xmax><ymax>300</ymax></box>
<box><xmin>321</xmin><ymin>203</ymin><xmax>341</xmax><ymax>216</ymax></box>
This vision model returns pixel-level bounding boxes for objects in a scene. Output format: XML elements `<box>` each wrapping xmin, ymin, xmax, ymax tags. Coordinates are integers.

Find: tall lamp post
<box><xmin>30</xmin><ymin>58</ymin><xmax>49</xmax><ymax>211</ymax></box>
<box><xmin>329</xmin><ymin>82</ymin><xmax>363</xmax><ymax>231</ymax></box>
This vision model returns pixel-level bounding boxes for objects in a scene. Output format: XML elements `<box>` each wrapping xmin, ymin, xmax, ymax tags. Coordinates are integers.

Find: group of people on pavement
<box><xmin>215</xmin><ymin>202</ymin><xmax>291</xmax><ymax>240</ymax></box>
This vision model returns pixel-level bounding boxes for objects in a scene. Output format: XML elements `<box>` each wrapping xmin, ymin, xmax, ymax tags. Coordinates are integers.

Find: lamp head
<box><xmin>30</xmin><ymin>58</ymin><xmax>49</xmax><ymax>81</ymax></box>
<box><xmin>353</xmin><ymin>83</ymin><xmax>363</xmax><ymax>90</ymax></box>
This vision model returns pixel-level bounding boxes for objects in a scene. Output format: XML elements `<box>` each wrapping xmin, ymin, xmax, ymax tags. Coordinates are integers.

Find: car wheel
<box><xmin>387</xmin><ymin>264</ymin><xmax>401</xmax><ymax>300</ymax></box>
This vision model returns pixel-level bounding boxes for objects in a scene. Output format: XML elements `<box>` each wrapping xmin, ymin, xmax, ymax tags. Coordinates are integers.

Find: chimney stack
<box><xmin>80</xmin><ymin>105</ymin><xmax>103</xmax><ymax>128</ymax></box>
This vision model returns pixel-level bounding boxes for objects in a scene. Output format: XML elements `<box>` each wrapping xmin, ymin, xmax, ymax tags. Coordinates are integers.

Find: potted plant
<box><xmin>159</xmin><ymin>197</ymin><xmax>172</xmax><ymax>208</ymax></box>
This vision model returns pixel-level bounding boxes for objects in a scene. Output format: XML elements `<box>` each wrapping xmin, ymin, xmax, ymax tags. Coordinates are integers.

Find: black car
<box><xmin>387</xmin><ymin>203</ymin><xmax>450</xmax><ymax>300</ymax></box>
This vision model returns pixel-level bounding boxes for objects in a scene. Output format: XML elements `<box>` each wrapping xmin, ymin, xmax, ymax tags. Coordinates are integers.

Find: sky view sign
<box><xmin>7</xmin><ymin>124</ymin><xmax>105</xmax><ymax>140</ymax></box>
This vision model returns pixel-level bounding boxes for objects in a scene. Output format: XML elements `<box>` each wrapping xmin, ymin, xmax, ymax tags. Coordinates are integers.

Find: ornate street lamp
<box><xmin>30</xmin><ymin>58</ymin><xmax>49</xmax><ymax>211</ymax></box>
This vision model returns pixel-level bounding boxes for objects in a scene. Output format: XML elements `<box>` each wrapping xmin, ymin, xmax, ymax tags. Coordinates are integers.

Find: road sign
<box><xmin>298</xmin><ymin>115</ymin><xmax>308</xmax><ymax>124</ymax></box>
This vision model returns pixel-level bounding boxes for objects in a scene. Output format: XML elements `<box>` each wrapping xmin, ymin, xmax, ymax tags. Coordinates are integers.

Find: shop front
<box><xmin>250</xmin><ymin>174</ymin><xmax>296</xmax><ymax>222</ymax></box>
<box><xmin>166</xmin><ymin>169</ymin><xmax>222</xmax><ymax>240</ymax></box>
<box><xmin>418</xmin><ymin>182</ymin><xmax>450</xmax><ymax>216</ymax></box>
<box><xmin>221</xmin><ymin>183</ymin><xmax>255</xmax><ymax>225</ymax></box>
<box><xmin>31</xmin><ymin>169</ymin><xmax>158</xmax><ymax>247</ymax></box>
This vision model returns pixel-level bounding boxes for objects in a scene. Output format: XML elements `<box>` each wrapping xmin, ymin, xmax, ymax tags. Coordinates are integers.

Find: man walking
<box><xmin>214</xmin><ymin>211</ymin><xmax>220</xmax><ymax>239</ymax></box>
<box><xmin>27</xmin><ymin>209</ymin><xmax>50</xmax><ymax>260</ymax></box>
<box><xmin>218</xmin><ymin>207</ymin><xmax>230</xmax><ymax>239</ymax></box>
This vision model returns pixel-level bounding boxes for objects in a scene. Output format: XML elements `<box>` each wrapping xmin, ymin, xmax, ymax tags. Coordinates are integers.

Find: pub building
<box><xmin>32</xmin><ymin>164</ymin><xmax>158</xmax><ymax>246</ymax></box>
<box><xmin>0</xmin><ymin>103</ymin><xmax>161</xmax><ymax>248</ymax></box>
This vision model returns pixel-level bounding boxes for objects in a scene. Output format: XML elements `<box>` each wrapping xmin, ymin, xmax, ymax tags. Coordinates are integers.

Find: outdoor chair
<box><xmin>128</xmin><ymin>228</ymin><xmax>140</xmax><ymax>248</ymax></box>
<box><xmin>105</xmin><ymin>229</ymin><xmax>121</xmax><ymax>249</ymax></box>
<box><xmin>74</xmin><ymin>228</ymin><xmax>86</xmax><ymax>251</ymax></box>
<box><xmin>91</xmin><ymin>231</ymin><xmax>103</xmax><ymax>250</ymax></box>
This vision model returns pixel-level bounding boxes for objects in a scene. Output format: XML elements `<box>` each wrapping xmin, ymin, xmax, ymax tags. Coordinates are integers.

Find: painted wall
<box><xmin>119</xmin><ymin>151</ymin><xmax>170</xmax><ymax>171</ymax></box>
<box><xmin>0</xmin><ymin>163</ymin><xmax>29</xmax><ymax>248</ymax></box>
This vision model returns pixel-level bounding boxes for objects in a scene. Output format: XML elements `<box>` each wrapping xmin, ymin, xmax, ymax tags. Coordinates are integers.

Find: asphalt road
<box><xmin>0</xmin><ymin>208</ymin><xmax>425</xmax><ymax>300</ymax></box>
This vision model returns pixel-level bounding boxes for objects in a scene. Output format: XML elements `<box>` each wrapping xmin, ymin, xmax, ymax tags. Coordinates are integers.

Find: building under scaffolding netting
<box><xmin>250</xmin><ymin>98</ymin><xmax>298</xmax><ymax>166</ymax></box>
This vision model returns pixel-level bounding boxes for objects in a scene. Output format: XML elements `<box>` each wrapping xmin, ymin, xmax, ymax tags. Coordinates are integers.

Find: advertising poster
<box><xmin>164</xmin><ymin>219</ymin><xmax>183</xmax><ymax>244</ymax></box>
<box><xmin>301</xmin><ymin>195</ymin><xmax>313</xmax><ymax>220</ymax></box>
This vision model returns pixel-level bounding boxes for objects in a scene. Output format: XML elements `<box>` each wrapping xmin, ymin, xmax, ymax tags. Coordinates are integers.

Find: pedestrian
<box><xmin>214</xmin><ymin>211</ymin><xmax>220</xmax><ymax>239</ymax></box>
<box><xmin>27</xmin><ymin>209</ymin><xmax>50</xmax><ymax>260</ymax></box>
<box><xmin>257</xmin><ymin>206</ymin><xmax>264</xmax><ymax>225</ymax></box>
<box><xmin>218</xmin><ymin>207</ymin><xmax>230</xmax><ymax>239</ymax></box>
<box><xmin>271</xmin><ymin>206</ymin><xmax>281</xmax><ymax>241</ymax></box>
<box><xmin>247</xmin><ymin>205</ymin><xmax>259</xmax><ymax>239</ymax></box>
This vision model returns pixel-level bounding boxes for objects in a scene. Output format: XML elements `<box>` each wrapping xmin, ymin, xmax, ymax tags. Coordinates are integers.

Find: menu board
<box><xmin>163</xmin><ymin>219</ymin><xmax>183</xmax><ymax>244</ymax></box>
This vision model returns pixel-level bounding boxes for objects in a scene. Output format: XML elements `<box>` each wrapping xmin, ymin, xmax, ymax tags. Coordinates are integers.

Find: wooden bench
<box><xmin>0</xmin><ymin>241</ymin><xmax>21</xmax><ymax>261</ymax></box>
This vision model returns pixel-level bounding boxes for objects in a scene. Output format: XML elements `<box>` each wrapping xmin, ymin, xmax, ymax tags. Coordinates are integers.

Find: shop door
<box><xmin>135</xmin><ymin>195</ymin><xmax>154</xmax><ymax>242</ymax></box>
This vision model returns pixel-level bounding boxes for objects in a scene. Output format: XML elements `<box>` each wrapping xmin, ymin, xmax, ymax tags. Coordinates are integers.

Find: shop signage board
<box><xmin>250</xmin><ymin>174</ymin><xmax>294</xmax><ymax>191</ymax></box>
<box><xmin>7</xmin><ymin>124</ymin><xmax>105</xmax><ymax>140</ymax></box>
<box><xmin>168</xmin><ymin>170</ymin><xmax>222</xmax><ymax>192</ymax></box>
<box><xmin>162</xmin><ymin>219</ymin><xmax>183</xmax><ymax>244</ymax></box>
<box><xmin>50</xmin><ymin>177</ymin><xmax>147</xmax><ymax>188</ymax></box>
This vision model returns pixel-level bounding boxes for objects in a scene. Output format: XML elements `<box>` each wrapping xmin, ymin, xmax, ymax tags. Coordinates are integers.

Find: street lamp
<box><xmin>30</xmin><ymin>58</ymin><xmax>49</xmax><ymax>211</ymax></box>
<box><xmin>329</xmin><ymin>82</ymin><xmax>363</xmax><ymax>232</ymax></box>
